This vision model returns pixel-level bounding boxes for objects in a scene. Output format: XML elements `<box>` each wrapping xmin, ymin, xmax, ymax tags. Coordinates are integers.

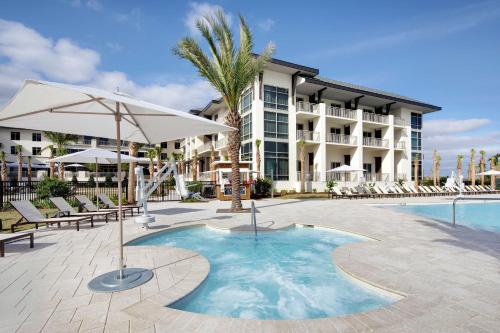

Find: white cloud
<box><xmin>185</xmin><ymin>2</ymin><xmax>232</xmax><ymax>35</ymax></box>
<box><xmin>257</xmin><ymin>18</ymin><xmax>275</xmax><ymax>32</ymax></box>
<box><xmin>65</xmin><ymin>0</ymin><xmax>103</xmax><ymax>11</ymax></box>
<box><xmin>423</xmin><ymin>118</ymin><xmax>491</xmax><ymax>137</ymax></box>
<box><xmin>0</xmin><ymin>19</ymin><xmax>219</xmax><ymax>112</ymax></box>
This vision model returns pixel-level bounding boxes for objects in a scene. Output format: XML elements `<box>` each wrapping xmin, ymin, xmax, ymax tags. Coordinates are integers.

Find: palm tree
<box><xmin>41</xmin><ymin>144</ymin><xmax>56</xmax><ymax>178</ymax></box>
<box><xmin>255</xmin><ymin>139</ymin><xmax>262</xmax><ymax>174</ymax></box>
<box><xmin>298</xmin><ymin>139</ymin><xmax>306</xmax><ymax>193</ymax></box>
<box><xmin>154</xmin><ymin>145</ymin><xmax>164</xmax><ymax>195</ymax></box>
<box><xmin>435</xmin><ymin>153</ymin><xmax>441</xmax><ymax>186</ymax></box>
<box><xmin>0</xmin><ymin>151</ymin><xmax>7</xmax><ymax>181</ymax></box>
<box><xmin>192</xmin><ymin>149</ymin><xmax>198</xmax><ymax>181</ymax></box>
<box><xmin>470</xmin><ymin>148</ymin><xmax>476</xmax><ymax>185</ymax></box>
<box><xmin>15</xmin><ymin>145</ymin><xmax>23</xmax><ymax>181</ymax></box>
<box><xmin>456</xmin><ymin>154</ymin><xmax>464</xmax><ymax>178</ymax></box>
<box><xmin>146</xmin><ymin>148</ymin><xmax>156</xmax><ymax>180</ymax></box>
<box><xmin>479</xmin><ymin>150</ymin><xmax>486</xmax><ymax>186</ymax></box>
<box><xmin>127</xmin><ymin>142</ymin><xmax>143</xmax><ymax>203</ymax></box>
<box><xmin>210</xmin><ymin>144</ymin><xmax>216</xmax><ymax>182</ymax></box>
<box><xmin>43</xmin><ymin>132</ymin><xmax>78</xmax><ymax>180</ymax></box>
<box><xmin>173</xmin><ymin>11</ymin><xmax>274</xmax><ymax>211</ymax></box>
<box><xmin>490</xmin><ymin>156</ymin><xmax>497</xmax><ymax>190</ymax></box>
<box><xmin>432</xmin><ymin>150</ymin><xmax>437</xmax><ymax>186</ymax></box>
<box><xmin>27</xmin><ymin>156</ymin><xmax>32</xmax><ymax>186</ymax></box>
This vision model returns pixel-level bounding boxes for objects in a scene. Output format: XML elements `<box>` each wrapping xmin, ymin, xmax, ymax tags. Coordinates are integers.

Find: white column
<box><xmin>288</xmin><ymin>99</ymin><xmax>297</xmax><ymax>190</ymax></box>
<box><xmin>317</xmin><ymin>103</ymin><xmax>327</xmax><ymax>182</ymax></box>
<box><xmin>385</xmin><ymin>116</ymin><xmax>395</xmax><ymax>181</ymax></box>
<box><xmin>351</xmin><ymin>109</ymin><xmax>363</xmax><ymax>170</ymax></box>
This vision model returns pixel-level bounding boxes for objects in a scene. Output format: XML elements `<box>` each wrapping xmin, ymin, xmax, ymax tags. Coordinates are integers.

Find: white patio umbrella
<box><xmin>0</xmin><ymin>79</ymin><xmax>234</xmax><ymax>291</ymax></box>
<box><xmin>326</xmin><ymin>164</ymin><xmax>366</xmax><ymax>186</ymax></box>
<box><xmin>51</xmin><ymin>148</ymin><xmax>139</xmax><ymax>209</ymax></box>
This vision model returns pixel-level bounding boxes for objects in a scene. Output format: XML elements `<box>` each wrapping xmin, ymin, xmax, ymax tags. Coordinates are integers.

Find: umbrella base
<box><xmin>88</xmin><ymin>268</ymin><xmax>153</xmax><ymax>293</ymax></box>
<box><xmin>135</xmin><ymin>214</ymin><xmax>155</xmax><ymax>228</ymax></box>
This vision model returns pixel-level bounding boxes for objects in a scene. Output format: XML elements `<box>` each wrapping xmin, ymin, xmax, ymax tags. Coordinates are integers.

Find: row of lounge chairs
<box><xmin>329</xmin><ymin>183</ymin><xmax>499</xmax><ymax>199</ymax></box>
<box><xmin>9</xmin><ymin>194</ymin><xmax>141</xmax><ymax>232</ymax></box>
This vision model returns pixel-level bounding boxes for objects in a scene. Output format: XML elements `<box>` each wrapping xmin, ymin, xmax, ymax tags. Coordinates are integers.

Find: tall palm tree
<box><xmin>192</xmin><ymin>149</ymin><xmax>198</xmax><ymax>181</ymax></box>
<box><xmin>435</xmin><ymin>153</ymin><xmax>441</xmax><ymax>186</ymax></box>
<box><xmin>146</xmin><ymin>148</ymin><xmax>156</xmax><ymax>180</ymax></box>
<box><xmin>298</xmin><ymin>139</ymin><xmax>306</xmax><ymax>193</ymax></box>
<box><xmin>0</xmin><ymin>151</ymin><xmax>7</xmax><ymax>181</ymax></box>
<box><xmin>43</xmin><ymin>132</ymin><xmax>78</xmax><ymax>180</ymax></box>
<box><xmin>173</xmin><ymin>11</ymin><xmax>274</xmax><ymax>211</ymax></box>
<box><xmin>27</xmin><ymin>156</ymin><xmax>32</xmax><ymax>186</ymax></box>
<box><xmin>127</xmin><ymin>142</ymin><xmax>143</xmax><ymax>203</ymax></box>
<box><xmin>470</xmin><ymin>148</ymin><xmax>476</xmax><ymax>185</ymax></box>
<box><xmin>432</xmin><ymin>149</ymin><xmax>437</xmax><ymax>186</ymax></box>
<box><xmin>41</xmin><ymin>144</ymin><xmax>56</xmax><ymax>178</ymax></box>
<box><xmin>255</xmin><ymin>139</ymin><xmax>262</xmax><ymax>175</ymax></box>
<box><xmin>15</xmin><ymin>145</ymin><xmax>23</xmax><ymax>181</ymax></box>
<box><xmin>456</xmin><ymin>154</ymin><xmax>464</xmax><ymax>178</ymax></box>
<box><xmin>490</xmin><ymin>156</ymin><xmax>497</xmax><ymax>190</ymax></box>
<box><xmin>479</xmin><ymin>150</ymin><xmax>486</xmax><ymax>186</ymax></box>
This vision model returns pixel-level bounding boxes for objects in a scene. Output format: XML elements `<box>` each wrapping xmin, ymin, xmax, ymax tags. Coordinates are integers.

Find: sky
<box><xmin>0</xmin><ymin>0</ymin><xmax>499</xmax><ymax>175</ymax></box>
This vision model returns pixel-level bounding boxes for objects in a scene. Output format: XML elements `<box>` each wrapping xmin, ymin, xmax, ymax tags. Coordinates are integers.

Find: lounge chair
<box><xmin>176</xmin><ymin>175</ymin><xmax>208</xmax><ymax>201</ymax></box>
<box><xmin>75</xmin><ymin>195</ymin><xmax>124</xmax><ymax>217</ymax></box>
<box><xmin>10</xmin><ymin>200</ymin><xmax>93</xmax><ymax>232</ymax></box>
<box><xmin>97</xmin><ymin>194</ymin><xmax>141</xmax><ymax>215</ymax></box>
<box><xmin>50</xmin><ymin>197</ymin><xmax>117</xmax><ymax>222</ymax></box>
<box><xmin>0</xmin><ymin>231</ymin><xmax>34</xmax><ymax>257</ymax></box>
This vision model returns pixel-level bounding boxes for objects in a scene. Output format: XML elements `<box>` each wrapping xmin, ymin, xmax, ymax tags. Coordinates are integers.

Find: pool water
<box><xmin>130</xmin><ymin>226</ymin><xmax>395</xmax><ymax>320</ymax></box>
<box><xmin>392</xmin><ymin>202</ymin><xmax>500</xmax><ymax>232</ymax></box>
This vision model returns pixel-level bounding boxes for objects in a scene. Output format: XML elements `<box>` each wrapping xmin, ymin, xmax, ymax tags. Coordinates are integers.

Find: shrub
<box><xmin>280</xmin><ymin>189</ymin><xmax>288</xmax><ymax>195</ymax></box>
<box><xmin>35</xmin><ymin>177</ymin><xmax>72</xmax><ymax>200</ymax></box>
<box><xmin>326</xmin><ymin>180</ymin><xmax>337</xmax><ymax>192</ymax></box>
<box><xmin>312</xmin><ymin>188</ymin><xmax>317</xmax><ymax>193</ymax></box>
<box><xmin>289</xmin><ymin>189</ymin><xmax>296</xmax><ymax>194</ymax></box>
<box><xmin>109</xmin><ymin>194</ymin><xmax>128</xmax><ymax>205</ymax></box>
<box><xmin>397</xmin><ymin>178</ymin><xmax>405</xmax><ymax>186</ymax></box>
<box><xmin>186</xmin><ymin>181</ymin><xmax>203</xmax><ymax>193</ymax></box>
<box><xmin>104</xmin><ymin>174</ymin><xmax>113</xmax><ymax>187</ymax></box>
<box><xmin>88</xmin><ymin>175</ymin><xmax>96</xmax><ymax>187</ymax></box>
<box><xmin>254</xmin><ymin>177</ymin><xmax>272</xmax><ymax>196</ymax></box>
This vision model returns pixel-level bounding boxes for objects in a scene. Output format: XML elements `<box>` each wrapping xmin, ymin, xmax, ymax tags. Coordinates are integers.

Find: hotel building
<box><xmin>183</xmin><ymin>56</ymin><xmax>440</xmax><ymax>190</ymax></box>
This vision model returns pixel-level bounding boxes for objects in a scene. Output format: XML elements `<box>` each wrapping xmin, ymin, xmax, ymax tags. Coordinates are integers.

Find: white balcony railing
<box><xmin>326</xmin><ymin>106</ymin><xmax>357</xmax><ymax>120</ymax></box>
<box><xmin>215</xmin><ymin>137</ymin><xmax>228</xmax><ymax>149</ymax></box>
<box><xmin>394</xmin><ymin>117</ymin><xmax>407</xmax><ymax>127</ymax></box>
<box><xmin>363</xmin><ymin>173</ymin><xmax>390</xmax><ymax>182</ymax></box>
<box><xmin>394</xmin><ymin>141</ymin><xmax>406</xmax><ymax>149</ymax></box>
<box><xmin>296</xmin><ymin>171</ymin><xmax>320</xmax><ymax>181</ymax></box>
<box><xmin>296</xmin><ymin>101</ymin><xmax>319</xmax><ymax>114</ymax></box>
<box><xmin>362</xmin><ymin>112</ymin><xmax>388</xmax><ymax>124</ymax></box>
<box><xmin>363</xmin><ymin>137</ymin><xmax>389</xmax><ymax>148</ymax></box>
<box><xmin>326</xmin><ymin>134</ymin><xmax>357</xmax><ymax>145</ymax></box>
<box><xmin>297</xmin><ymin>130</ymin><xmax>320</xmax><ymax>142</ymax></box>
<box><xmin>198</xmin><ymin>142</ymin><xmax>213</xmax><ymax>153</ymax></box>
<box><xmin>327</xmin><ymin>172</ymin><xmax>357</xmax><ymax>182</ymax></box>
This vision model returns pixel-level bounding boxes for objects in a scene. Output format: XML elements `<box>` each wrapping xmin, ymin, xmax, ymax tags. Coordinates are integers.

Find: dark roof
<box><xmin>190</xmin><ymin>97</ymin><xmax>223</xmax><ymax>115</ymax></box>
<box><xmin>252</xmin><ymin>53</ymin><xmax>319</xmax><ymax>76</ymax></box>
<box><xmin>306</xmin><ymin>76</ymin><xmax>441</xmax><ymax>111</ymax></box>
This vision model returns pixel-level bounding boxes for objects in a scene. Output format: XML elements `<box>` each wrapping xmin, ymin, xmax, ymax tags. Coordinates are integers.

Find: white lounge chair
<box><xmin>176</xmin><ymin>175</ymin><xmax>207</xmax><ymax>201</ymax></box>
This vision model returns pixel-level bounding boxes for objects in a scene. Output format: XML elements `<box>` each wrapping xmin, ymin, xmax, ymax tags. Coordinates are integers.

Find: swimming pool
<box><xmin>391</xmin><ymin>202</ymin><xmax>500</xmax><ymax>232</ymax></box>
<box><xmin>130</xmin><ymin>226</ymin><xmax>396</xmax><ymax>320</ymax></box>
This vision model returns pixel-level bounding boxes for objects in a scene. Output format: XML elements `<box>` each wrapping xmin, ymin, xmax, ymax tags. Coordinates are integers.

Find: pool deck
<box><xmin>1</xmin><ymin>195</ymin><xmax>500</xmax><ymax>332</ymax></box>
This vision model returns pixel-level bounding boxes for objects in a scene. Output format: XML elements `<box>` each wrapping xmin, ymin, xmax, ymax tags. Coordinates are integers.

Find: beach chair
<box><xmin>0</xmin><ymin>231</ymin><xmax>34</xmax><ymax>257</ymax></box>
<box><xmin>176</xmin><ymin>175</ymin><xmax>208</xmax><ymax>201</ymax></box>
<box><xmin>329</xmin><ymin>187</ymin><xmax>342</xmax><ymax>199</ymax></box>
<box><xmin>10</xmin><ymin>200</ymin><xmax>93</xmax><ymax>232</ymax></box>
<box><xmin>393</xmin><ymin>185</ymin><xmax>409</xmax><ymax>197</ymax></box>
<box><xmin>75</xmin><ymin>195</ymin><xmax>124</xmax><ymax>217</ymax></box>
<box><xmin>50</xmin><ymin>197</ymin><xmax>117</xmax><ymax>222</ymax></box>
<box><xmin>97</xmin><ymin>194</ymin><xmax>141</xmax><ymax>215</ymax></box>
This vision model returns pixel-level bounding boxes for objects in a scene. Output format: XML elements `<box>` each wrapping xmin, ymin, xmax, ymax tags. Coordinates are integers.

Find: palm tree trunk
<box><xmin>17</xmin><ymin>154</ymin><xmax>22</xmax><ymax>181</ymax></box>
<box><xmin>192</xmin><ymin>152</ymin><xmax>198</xmax><ymax>181</ymax></box>
<box><xmin>157</xmin><ymin>158</ymin><xmax>163</xmax><ymax>195</ymax></box>
<box><xmin>491</xmin><ymin>159</ymin><xmax>496</xmax><ymax>190</ymax></box>
<box><xmin>58</xmin><ymin>162</ymin><xmax>64</xmax><ymax>180</ymax></box>
<box><xmin>27</xmin><ymin>160</ymin><xmax>32</xmax><ymax>186</ymax></box>
<box><xmin>480</xmin><ymin>158</ymin><xmax>485</xmax><ymax>186</ymax></box>
<box><xmin>210</xmin><ymin>146</ymin><xmax>216</xmax><ymax>182</ymax></box>
<box><xmin>149</xmin><ymin>161</ymin><xmax>154</xmax><ymax>180</ymax></box>
<box><xmin>436</xmin><ymin>163</ymin><xmax>440</xmax><ymax>186</ymax></box>
<box><xmin>228</xmin><ymin>128</ymin><xmax>242</xmax><ymax>211</ymax></box>
<box><xmin>49</xmin><ymin>161</ymin><xmax>55</xmax><ymax>178</ymax></box>
<box><xmin>127</xmin><ymin>143</ymin><xmax>139</xmax><ymax>204</ymax></box>
<box><xmin>1</xmin><ymin>161</ymin><xmax>7</xmax><ymax>181</ymax></box>
<box><xmin>414</xmin><ymin>159</ymin><xmax>419</xmax><ymax>191</ymax></box>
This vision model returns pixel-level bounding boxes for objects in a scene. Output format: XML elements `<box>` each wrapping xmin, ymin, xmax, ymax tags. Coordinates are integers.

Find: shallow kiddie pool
<box><xmin>129</xmin><ymin>226</ymin><xmax>398</xmax><ymax>320</ymax></box>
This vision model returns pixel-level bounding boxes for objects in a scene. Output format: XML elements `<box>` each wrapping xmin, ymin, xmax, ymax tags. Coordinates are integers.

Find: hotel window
<box><xmin>160</xmin><ymin>153</ymin><xmax>168</xmax><ymax>160</ymax></box>
<box><xmin>240</xmin><ymin>88</ymin><xmax>253</xmax><ymax>113</ymax></box>
<box><xmin>264</xmin><ymin>85</ymin><xmax>288</xmax><ymax>110</ymax></box>
<box><xmin>10</xmin><ymin>146</ymin><xmax>16</xmax><ymax>154</ymax></box>
<box><xmin>264</xmin><ymin>141</ymin><xmax>289</xmax><ymax>180</ymax></box>
<box><xmin>411</xmin><ymin>112</ymin><xmax>422</xmax><ymax>130</ymax></box>
<box><xmin>11</xmin><ymin>131</ymin><xmax>20</xmax><ymax>140</ymax></box>
<box><xmin>32</xmin><ymin>133</ymin><xmax>41</xmax><ymax>142</ymax></box>
<box><xmin>32</xmin><ymin>147</ymin><xmax>41</xmax><ymax>156</ymax></box>
<box><xmin>330</xmin><ymin>162</ymin><xmax>341</xmax><ymax>169</ymax></box>
<box><xmin>241</xmin><ymin>113</ymin><xmax>252</xmax><ymax>141</ymax></box>
<box><xmin>83</xmin><ymin>136</ymin><xmax>92</xmax><ymax>145</ymax></box>
<box><xmin>161</xmin><ymin>142</ymin><xmax>168</xmax><ymax>148</ymax></box>
<box><xmin>363</xmin><ymin>131</ymin><xmax>372</xmax><ymax>138</ymax></box>
<box><xmin>264</xmin><ymin>112</ymin><xmax>288</xmax><ymax>139</ymax></box>
<box><xmin>411</xmin><ymin>131</ymin><xmax>422</xmax><ymax>151</ymax></box>
<box><xmin>241</xmin><ymin>142</ymin><xmax>252</xmax><ymax>161</ymax></box>
<box><xmin>98</xmin><ymin>137</ymin><xmax>109</xmax><ymax>146</ymax></box>
<box><xmin>175</xmin><ymin>141</ymin><xmax>181</xmax><ymax>149</ymax></box>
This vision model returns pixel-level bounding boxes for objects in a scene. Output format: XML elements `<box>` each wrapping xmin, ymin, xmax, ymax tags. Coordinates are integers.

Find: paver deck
<box><xmin>1</xmin><ymin>196</ymin><xmax>500</xmax><ymax>332</ymax></box>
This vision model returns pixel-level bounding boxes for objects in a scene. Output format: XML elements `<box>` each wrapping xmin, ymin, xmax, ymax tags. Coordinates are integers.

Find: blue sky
<box><xmin>0</xmin><ymin>0</ymin><xmax>499</xmax><ymax>174</ymax></box>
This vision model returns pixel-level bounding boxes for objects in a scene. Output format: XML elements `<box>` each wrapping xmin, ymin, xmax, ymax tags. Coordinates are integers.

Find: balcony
<box><xmin>197</xmin><ymin>142</ymin><xmax>213</xmax><ymax>154</ymax></box>
<box><xmin>363</xmin><ymin>112</ymin><xmax>388</xmax><ymax>124</ymax></box>
<box><xmin>394</xmin><ymin>117</ymin><xmax>407</xmax><ymax>127</ymax></box>
<box><xmin>326</xmin><ymin>134</ymin><xmax>357</xmax><ymax>145</ymax></box>
<box><xmin>394</xmin><ymin>141</ymin><xmax>406</xmax><ymax>150</ymax></box>
<box><xmin>215</xmin><ymin>137</ymin><xmax>228</xmax><ymax>150</ymax></box>
<box><xmin>363</xmin><ymin>173</ymin><xmax>390</xmax><ymax>182</ymax></box>
<box><xmin>326</xmin><ymin>172</ymin><xmax>356</xmax><ymax>182</ymax></box>
<box><xmin>326</xmin><ymin>106</ymin><xmax>357</xmax><ymax>120</ymax></box>
<box><xmin>296</xmin><ymin>101</ymin><xmax>319</xmax><ymax>114</ymax></box>
<box><xmin>296</xmin><ymin>171</ymin><xmax>320</xmax><ymax>182</ymax></box>
<box><xmin>297</xmin><ymin>130</ymin><xmax>320</xmax><ymax>142</ymax></box>
<box><xmin>363</xmin><ymin>137</ymin><xmax>389</xmax><ymax>148</ymax></box>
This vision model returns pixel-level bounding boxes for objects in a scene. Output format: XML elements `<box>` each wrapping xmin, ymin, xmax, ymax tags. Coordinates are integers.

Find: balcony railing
<box><xmin>296</xmin><ymin>101</ymin><xmax>318</xmax><ymax>114</ymax></box>
<box><xmin>363</xmin><ymin>137</ymin><xmax>389</xmax><ymax>148</ymax></box>
<box><xmin>394</xmin><ymin>117</ymin><xmax>407</xmax><ymax>127</ymax></box>
<box><xmin>363</xmin><ymin>173</ymin><xmax>390</xmax><ymax>182</ymax></box>
<box><xmin>297</xmin><ymin>130</ymin><xmax>320</xmax><ymax>142</ymax></box>
<box><xmin>326</xmin><ymin>134</ymin><xmax>357</xmax><ymax>145</ymax></box>
<box><xmin>326</xmin><ymin>172</ymin><xmax>356</xmax><ymax>182</ymax></box>
<box><xmin>198</xmin><ymin>142</ymin><xmax>213</xmax><ymax>153</ymax></box>
<box><xmin>326</xmin><ymin>106</ymin><xmax>357</xmax><ymax>119</ymax></box>
<box><xmin>215</xmin><ymin>137</ymin><xmax>228</xmax><ymax>149</ymax></box>
<box><xmin>363</xmin><ymin>112</ymin><xmax>388</xmax><ymax>124</ymax></box>
<box><xmin>296</xmin><ymin>171</ymin><xmax>320</xmax><ymax>181</ymax></box>
<box><xmin>394</xmin><ymin>141</ymin><xmax>406</xmax><ymax>149</ymax></box>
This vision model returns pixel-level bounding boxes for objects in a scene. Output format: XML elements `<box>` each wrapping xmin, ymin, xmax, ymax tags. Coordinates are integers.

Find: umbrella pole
<box><xmin>96</xmin><ymin>158</ymin><xmax>99</xmax><ymax>211</ymax></box>
<box><xmin>116</xmin><ymin>105</ymin><xmax>124</xmax><ymax>279</ymax></box>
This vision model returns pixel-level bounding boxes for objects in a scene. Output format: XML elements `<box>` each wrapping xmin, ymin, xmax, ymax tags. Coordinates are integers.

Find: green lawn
<box><xmin>0</xmin><ymin>208</ymin><xmax>59</xmax><ymax>233</ymax></box>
